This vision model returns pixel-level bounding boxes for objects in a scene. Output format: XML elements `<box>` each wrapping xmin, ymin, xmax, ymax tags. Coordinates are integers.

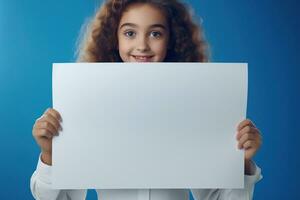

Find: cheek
<box><xmin>153</xmin><ymin>40</ymin><xmax>168</xmax><ymax>59</ymax></box>
<box><xmin>118</xmin><ymin>40</ymin><xmax>130</xmax><ymax>60</ymax></box>
<box><xmin>118</xmin><ymin>34</ymin><xmax>128</xmax><ymax>51</ymax></box>
<box><xmin>118</xmin><ymin>39</ymin><xmax>125</xmax><ymax>53</ymax></box>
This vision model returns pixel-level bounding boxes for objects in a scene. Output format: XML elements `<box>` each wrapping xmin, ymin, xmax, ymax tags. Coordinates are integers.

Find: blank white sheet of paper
<box><xmin>52</xmin><ymin>63</ymin><xmax>247</xmax><ymax>189</ymax></box>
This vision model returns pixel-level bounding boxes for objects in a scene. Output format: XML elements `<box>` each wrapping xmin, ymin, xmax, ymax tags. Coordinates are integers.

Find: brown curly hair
<box><xmin>77</xmin><ymin>0</ymin><xmax>209</xmax><ymax>62</ymax></box>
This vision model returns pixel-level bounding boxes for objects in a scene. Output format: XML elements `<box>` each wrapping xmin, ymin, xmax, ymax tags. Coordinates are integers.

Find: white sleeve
<box><xmin>191</xmin><ymin>164</ymin><xmax>262</xmax><ymax>200</ymax></box>
<box><xmin>30</xmin><ymin>155</ymin><xmax>87</xmax><ymax>200</ymax></box>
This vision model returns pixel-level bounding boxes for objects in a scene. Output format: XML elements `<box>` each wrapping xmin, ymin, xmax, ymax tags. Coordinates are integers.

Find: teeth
<box><xmin>135</xmin><ymin>56</ymin><xmax>149</xmax><ymax>59</ymax></box>
<box><xmin>133</xmin><ymin>56</ymin><xmax>152</xmax><ymax>61</ymax></box>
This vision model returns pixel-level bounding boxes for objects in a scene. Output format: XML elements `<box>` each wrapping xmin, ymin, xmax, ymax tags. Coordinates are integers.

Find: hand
<box><xmin>236</xmin><ymin>119</ymin><xmax>262</xmax><ymax>160</ymax></box>
<box><xmin>32</xmin><ymin>108</ymin><xmax>62</xmax><ymax>165</ymax></box>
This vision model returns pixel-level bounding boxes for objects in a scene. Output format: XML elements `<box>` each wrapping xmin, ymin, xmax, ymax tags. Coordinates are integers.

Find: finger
<box><xmin>243</xmin><ymin>140</ymin><xmax>256</xmax><ymax>150</ymax></box>
<box><xmin>237</xmin><ymin>119</ymin><xmax>255</xmax><ymax>131</ymax></box>
<box><xmin>34</xmin><ymin>113</ymin><xmax>46</xmax><ymax>129</ymax></box>
<box><xmin>255</xmin><ymin>134</ymin><xmax>263</xmax><ymax>148</ymax></box>
<box><xmin>43</xmin><ymin>112</ymin><xmax>62</xmax><ymax>131</ymax></box>
<box><xmin>35</xmin><ymin>120</ymin><xmax>59</xmax><ymax>136</ymax></box>
<box><xmin>45</xmin><ymin>108</ymin><xmax>62</xmax><ymax>122</ymax></box>
<box><xmin>238</xmin><ymin>133</ymin><xmax>256</xmax><ymax>149</ymax></box>
<box><xmin>34</xmin><ymin>128</ymin><xmax>53</xmax><ymax>139</ymax></box>
<box><xmin>236</xmin><ymin>126</ymin><xmax>259</xmax><ymax>140</ymax></box>
<box><xmin>35</xmin><ymin>114</ymin><xmax>44</xmax><ymax>123</ymax></box>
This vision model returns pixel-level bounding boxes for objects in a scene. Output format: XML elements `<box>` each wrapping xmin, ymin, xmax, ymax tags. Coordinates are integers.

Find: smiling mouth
<box><xmin>132</xmin><ymin>55</ymin><xmax>154</xmax><ymax>62</ymax></box>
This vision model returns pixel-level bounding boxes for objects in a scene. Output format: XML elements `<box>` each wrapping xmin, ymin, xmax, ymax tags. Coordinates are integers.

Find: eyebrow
<box><xmin>119</xmin><ymin>23</ymin><xmax>167</xmax><ymax>30</ymax></box>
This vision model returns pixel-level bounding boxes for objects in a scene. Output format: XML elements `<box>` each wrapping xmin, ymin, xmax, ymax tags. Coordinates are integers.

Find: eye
<box><xmin>124</xmin><ymin>30</ymin><xmax>136</xmax><ymax>38</ymax></box>
<box><xmin>150</xmin><ymin>31</ymin><xmax>162</xmax><ymax>38</ymax></box>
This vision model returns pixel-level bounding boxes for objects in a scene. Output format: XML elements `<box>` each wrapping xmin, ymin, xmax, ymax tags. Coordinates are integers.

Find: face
<box><xmin>117</xmin><ymin>3</ymin><xmax>170</xmax><ymax>62</ymax></box>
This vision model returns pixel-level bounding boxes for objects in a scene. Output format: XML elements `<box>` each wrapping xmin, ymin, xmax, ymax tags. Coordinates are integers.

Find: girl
<box><xmin>31</xmin><ymin>0</ymin><xmax>262</xmax><ymax>199</ymax></box>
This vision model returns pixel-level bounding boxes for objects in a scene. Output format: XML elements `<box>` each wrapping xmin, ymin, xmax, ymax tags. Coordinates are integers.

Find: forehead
<box><xmin>119</xmin><ymin>3</ymin><xmax>168</xmax><ymax>28</ymax></box>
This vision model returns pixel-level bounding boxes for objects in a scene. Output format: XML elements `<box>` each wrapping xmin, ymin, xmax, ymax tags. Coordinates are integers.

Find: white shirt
<box><xmin>30</xmin><ymin>156</ymin><xmax>262</xmax><ymax>200</ymax></box>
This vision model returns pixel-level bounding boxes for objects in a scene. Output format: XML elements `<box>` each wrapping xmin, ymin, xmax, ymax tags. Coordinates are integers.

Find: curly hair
<box><xmin>77</xmin><ymin>0</ymin><xmax>209</xmax><ymax>62</ymax></box>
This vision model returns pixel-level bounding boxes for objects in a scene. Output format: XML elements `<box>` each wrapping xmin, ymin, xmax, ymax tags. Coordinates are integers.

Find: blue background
<box><xmin>0</xmin><ymin>0</ymin><xmax>299</xmax><ymax>199</ymax></box>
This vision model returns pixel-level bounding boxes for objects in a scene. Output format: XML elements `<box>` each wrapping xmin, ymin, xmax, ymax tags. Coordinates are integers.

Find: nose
<box><xmin>136</xmin><ymin>36</ymin><xmax>150</xmax><ymax>52</ymax></box>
